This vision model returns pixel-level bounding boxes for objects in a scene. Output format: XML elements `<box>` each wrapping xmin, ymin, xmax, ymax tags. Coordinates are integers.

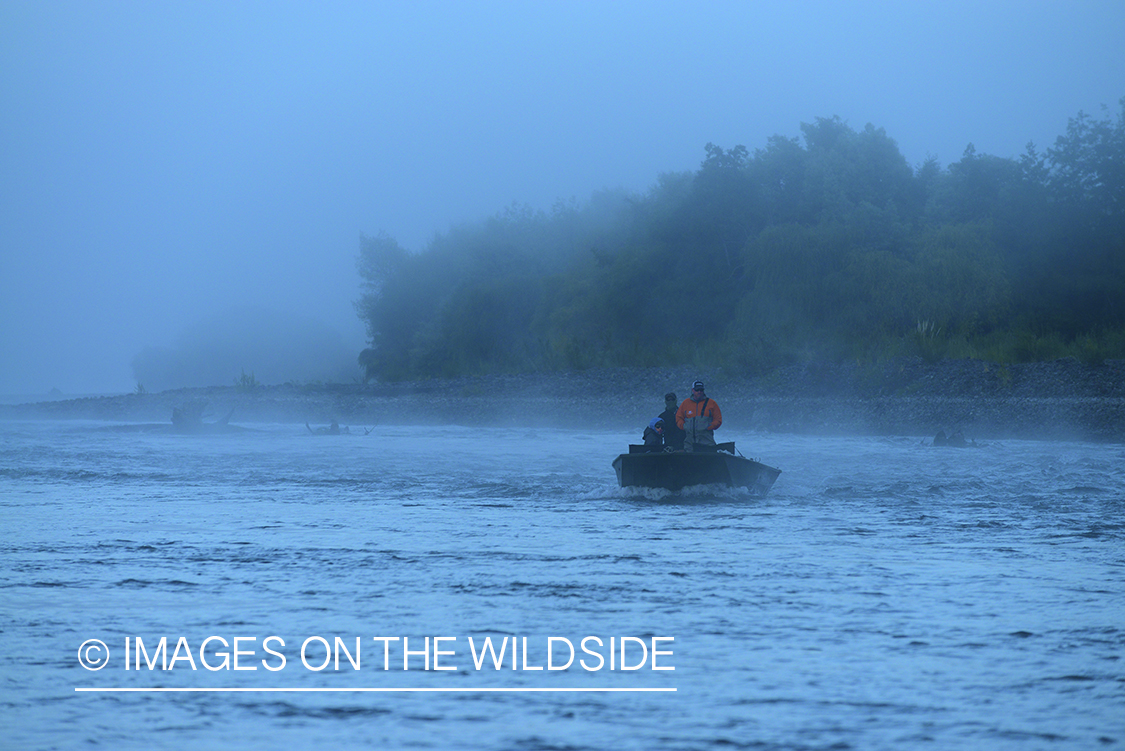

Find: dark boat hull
<box><xmin>612</xmin><ymin>443</ymin><xmax>781</xmax><ymax>495</ymax></box>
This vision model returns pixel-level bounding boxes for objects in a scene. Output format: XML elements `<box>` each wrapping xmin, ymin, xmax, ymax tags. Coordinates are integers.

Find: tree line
<box><xmin>356</xmin><ymin>99</ymin><xmax>1125</xmax><ymax>381</ymax></box>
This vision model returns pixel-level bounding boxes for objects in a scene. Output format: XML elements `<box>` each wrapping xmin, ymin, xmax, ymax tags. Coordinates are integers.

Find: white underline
<box><xmin>75</xmin><ymin>687</ymin><xmax>675</xmax><ymax>693</ymax></box>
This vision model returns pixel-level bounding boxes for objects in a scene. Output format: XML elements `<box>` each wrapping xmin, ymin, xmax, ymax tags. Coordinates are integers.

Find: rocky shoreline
<box><xmin>2</xmin><ymin>357</ymin><xmax>1123</xmax><ymax>442</ymax></box>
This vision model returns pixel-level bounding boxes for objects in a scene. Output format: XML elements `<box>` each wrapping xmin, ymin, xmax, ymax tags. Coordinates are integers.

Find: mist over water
<box><xmin>130</xmin><ymin>306</ymin><xmax>361</xmax><ymax>391</ymax></box>
<box><xmin>3</xmin><ymin>422</ymin><xmax>1122</xmax><ymax>749</ymax></box>
<box><xmin>2</xmin><ymin>2</ymin><xmax>1123</xmax><ymax>394</ymax></box>
<box><xmin>3</xmin><ymin>3</ymin><xmax>1124</xmax><ymax>748</ymax></box>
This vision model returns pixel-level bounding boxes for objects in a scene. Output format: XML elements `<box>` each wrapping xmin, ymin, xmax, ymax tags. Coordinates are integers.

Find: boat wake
<box><xmin>617</xmin><ymin>483</ymin><xmax>757</xmax><ymax>503</ymax></box>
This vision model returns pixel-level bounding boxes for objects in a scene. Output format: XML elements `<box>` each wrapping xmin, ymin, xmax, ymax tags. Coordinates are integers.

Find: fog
<box><xmin>2</xmin><ymin>1</ymin><xmax>1122</xmax><ymax>396</ymax></box>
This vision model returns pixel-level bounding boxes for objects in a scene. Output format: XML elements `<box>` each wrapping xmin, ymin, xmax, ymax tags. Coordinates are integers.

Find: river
<box><xmin>2</xmin><ymin>420</ymin><xmax>1122</xmax><ymax>749</ymax></box>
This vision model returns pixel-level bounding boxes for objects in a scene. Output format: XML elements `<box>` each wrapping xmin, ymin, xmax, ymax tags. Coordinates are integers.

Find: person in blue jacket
<box><xmin>642</xmin><ymin>417</ymin><xmax>666</xmax><ymax>452</ymax></box>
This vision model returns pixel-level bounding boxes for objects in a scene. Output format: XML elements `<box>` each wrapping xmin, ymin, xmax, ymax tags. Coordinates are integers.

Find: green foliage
<box><xmin>354</xmin><ymin>103</ymin><xmax>1125</xmax><ymax>381</ymax></box>
<box><xmin>913</xmin><ymin>321</ymin><xmax>944</xmax><ymax>363</ymax></box>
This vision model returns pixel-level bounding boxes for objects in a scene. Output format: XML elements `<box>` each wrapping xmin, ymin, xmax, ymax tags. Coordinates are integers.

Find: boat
<box><xmin>612</xmin><ymin>441</ymin><xmax>781</xmax><ymax>495</ymax></box>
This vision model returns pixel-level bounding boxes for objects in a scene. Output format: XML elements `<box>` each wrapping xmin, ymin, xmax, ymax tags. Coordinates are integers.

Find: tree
<box><xmin>354</xmin><ymin>231</ymin><xmax>409</xmax><ymax>346</ymax></box>
<box><xmin>1046</xmin><ymin>97</ymin><xmax>1125</xmax><ymax>219</ymax></box>
<box><xmin>352</xmin><ymin>102</ymin><xmax>1125</xmax><ymax>379</ymax></box>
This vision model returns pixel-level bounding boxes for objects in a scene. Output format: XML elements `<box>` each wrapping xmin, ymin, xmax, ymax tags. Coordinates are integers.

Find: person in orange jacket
<box><xmin>676</xmin><ymin>380</ymin><xmax>722</xmax><ymax>452</ymax></box>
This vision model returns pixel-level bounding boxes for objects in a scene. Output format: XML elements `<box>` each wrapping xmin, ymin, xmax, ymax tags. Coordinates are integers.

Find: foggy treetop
<box><xmin>357</xmin><ymin>103</ymin><xmax>1125</xmax><ymax>381</ymax></box>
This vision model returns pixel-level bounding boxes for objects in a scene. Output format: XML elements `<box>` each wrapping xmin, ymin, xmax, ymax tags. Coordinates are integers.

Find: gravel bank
<box><xmin>3</xmin><ymin>358</ymin><xmax>1123</xmax><ymax>442</ymax></box>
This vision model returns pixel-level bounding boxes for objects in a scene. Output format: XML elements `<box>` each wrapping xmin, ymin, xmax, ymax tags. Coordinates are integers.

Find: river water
<box><xmin>2</xmin><ymin>420</ymin><xmax>1122</xmax><ymax>750</ymax></box>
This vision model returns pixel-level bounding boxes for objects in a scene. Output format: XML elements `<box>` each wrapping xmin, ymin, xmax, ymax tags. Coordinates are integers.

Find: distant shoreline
<box><xmin>2</xmin><ymin>357</ymin><xmax>1123</xmax><ymax>442</ymax></box>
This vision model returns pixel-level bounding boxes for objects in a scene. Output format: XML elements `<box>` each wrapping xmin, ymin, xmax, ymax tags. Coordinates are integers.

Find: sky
<box><xmin>1</xmin><ymin>0</ymin><xmax>1122</xmax><ymax>396</ymax></box>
